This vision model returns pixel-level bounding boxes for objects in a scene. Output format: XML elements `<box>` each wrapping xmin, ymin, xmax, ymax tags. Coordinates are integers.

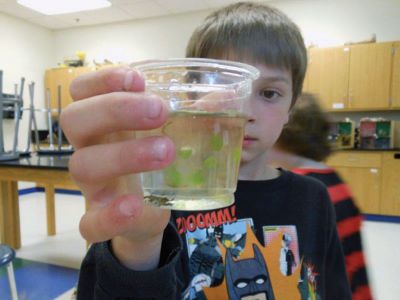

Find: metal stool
<box><xmin>0</xmin><ymin>244</ymin><xmax>18</xmax><ymax>300</ymax></box>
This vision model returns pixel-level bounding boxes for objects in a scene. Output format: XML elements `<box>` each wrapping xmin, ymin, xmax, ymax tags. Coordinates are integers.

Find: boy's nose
<box><xmin>242</xmin><ymin>99</ymin><xmax>255</xmax><ymax>122</ymax></box>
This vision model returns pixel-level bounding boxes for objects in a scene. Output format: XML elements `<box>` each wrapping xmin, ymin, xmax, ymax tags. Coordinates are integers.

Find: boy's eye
<box><xmin>259</xmin><ymin>89</ymin><xmax>281</xmax><ymax>101</ymax></box>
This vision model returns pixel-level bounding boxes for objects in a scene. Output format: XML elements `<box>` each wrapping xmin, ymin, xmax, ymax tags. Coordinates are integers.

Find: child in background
<box><xmin>61</xmin><ymin>2</ymin><xmax>352</xmax><ymax>299</ymax></box>
<box><xmin>268</xmin><ymin>92</ymin><xmax>373</xmax><ymax>299</ymax></box>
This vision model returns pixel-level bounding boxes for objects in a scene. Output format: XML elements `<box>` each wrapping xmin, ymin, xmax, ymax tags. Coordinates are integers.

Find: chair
<box><xmin>0</xmin><ymin>244</ymin><xmax>18</xmax><ymax>300</ymax></box>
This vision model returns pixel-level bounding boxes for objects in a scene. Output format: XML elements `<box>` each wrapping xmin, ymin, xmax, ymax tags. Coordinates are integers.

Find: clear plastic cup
<box><xmin>133</xmin><ymin>58</ymin><xmax>259</xmax><ymax>210</ymax></box>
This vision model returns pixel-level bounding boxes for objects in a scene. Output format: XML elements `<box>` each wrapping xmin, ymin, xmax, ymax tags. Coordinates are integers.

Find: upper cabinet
<box><xmin>391</xmin><ymin>42</ymin><xmax>400</xmax><ymax>108</ymax></box>
<box><xmin>304</xmin><ymin>41</ymin><xmax>400</xmax><ymax>111</ymax></box>
<box><xmin>348</xmin><ymin>42</ymin><xmax>393</xmax><ymax>109</ymax></box>
<box><xmin>304</xmin><ymin>46</ymin><xmax>350</xmax><ymax>110</ymax></box>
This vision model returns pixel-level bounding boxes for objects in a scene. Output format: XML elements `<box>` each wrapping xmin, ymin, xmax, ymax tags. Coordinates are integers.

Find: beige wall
<box><xmin>53</xmin><ymin>10</ymin><xmax>210</xmax><ymax>65</ymax></box>
<box><xmin>0</xmin><ymin>12</ymin><xmax>54</xmax><ymax>149</ymax></box>
<box><xmin>2</xmin><ymin>0</ymin><xmax>400</xmax><ymax>149</ymax></box>
<box><xmin>53</xmin><ymin>0</ymin><xmax>400</xmax><ymax>65</ymax></box>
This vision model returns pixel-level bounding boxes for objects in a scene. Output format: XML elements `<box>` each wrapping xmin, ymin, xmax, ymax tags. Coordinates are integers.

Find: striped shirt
<box><xmin>292</xmin><ymin>168</ymin><xmax>373</xmax><ymax>300</ymax></box>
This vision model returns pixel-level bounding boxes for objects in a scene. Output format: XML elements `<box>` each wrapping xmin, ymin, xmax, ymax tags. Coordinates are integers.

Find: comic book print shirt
<box><xmin>172</xmin><ymin>170</ymin><xmax>352</xmax><ymax>300</ymax></box>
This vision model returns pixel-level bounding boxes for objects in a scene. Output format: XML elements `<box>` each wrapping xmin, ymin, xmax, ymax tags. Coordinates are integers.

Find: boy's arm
<box><xmin>323</xmin><ymin>190</ymin><xmax>352</xmax><ymax>300</ymax></box>
<box><xmin>61</xmin><ymin>68</ymin><xmax>179</xmax><ymax>296</ymax></box>
<box><xmin>77</xmin><ymin>222</ymin><xmax>184</xmax><ymax>300</ymax></box>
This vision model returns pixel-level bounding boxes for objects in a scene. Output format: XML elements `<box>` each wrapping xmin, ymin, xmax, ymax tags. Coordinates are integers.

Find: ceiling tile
<box><xmin>118</xmin><ymin>0</ymin><xmax>169</xmax><ymax>19</ymax></box>
<box><xmin>0</xmin><ymin>1</ymin><xmax>43</xmax><ymax>19</ymax></box>
<box><xmin>55</xmin><ymin>6</ymin><xmax>133</xmax><ymax>27</ymax></box>
<box><xmin>110</xmin><ymin>0</ymin><xmax>144</xmax><ymax>4</ymax></box>
<box><xmin>154</xmin><ymin>0</ymin><xmax>210</xmax><ymax>14</ymax></box>
<box><xmin>0</xmin><ymin>0</ymin><xmax>280</xmax><ymax>29</ymax></box>
<box><xmin>84</xmin><ymin>6</ymin><xmax>132</xmax><ymax>20</ymax></box>
<box><xmin>53</xmin><ymin>12</ymin><xmax>91</xmax><ymax>26</ymax></box>
<box><xmin>25</xmin><ymin>15</ymin><xmax>71</xmax><ymax>29</ymax></box>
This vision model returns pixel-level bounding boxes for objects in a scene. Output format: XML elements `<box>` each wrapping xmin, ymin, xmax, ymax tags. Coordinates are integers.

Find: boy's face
<box><xmin>240</xmin><ymin>62</ymin><xmax>293</xmax><ymax>165</ymax></box>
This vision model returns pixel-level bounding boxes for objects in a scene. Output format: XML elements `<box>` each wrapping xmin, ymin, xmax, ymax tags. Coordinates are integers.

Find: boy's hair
<box><xmin>186</xmin><ymin>1</ymin><xmax>307</xmax><ymax>105</ymax></box>
<box><xmin>275</xmin><ymin>93</ymin><xmax>332</xmax><ymax>161</ymax></box>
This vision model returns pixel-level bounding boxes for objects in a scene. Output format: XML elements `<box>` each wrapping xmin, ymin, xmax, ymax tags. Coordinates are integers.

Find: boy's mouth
<box><xmin>243</xmin><ymin>135</ymin><xmax>256</xmax><ymax>146</ymax></box>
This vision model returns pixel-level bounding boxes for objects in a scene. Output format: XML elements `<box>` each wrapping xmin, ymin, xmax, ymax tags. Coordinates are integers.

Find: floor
<box><xmin>1</xmin><ymin>185</ymin><xmax>399</xmax><ymax>299</ymax></box>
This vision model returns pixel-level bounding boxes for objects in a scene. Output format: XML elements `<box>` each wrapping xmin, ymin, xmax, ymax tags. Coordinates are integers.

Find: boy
<box><xmin>61</xmin><ymin>2</ymin><xmax>351</xmax><ymax>299</ymax></box>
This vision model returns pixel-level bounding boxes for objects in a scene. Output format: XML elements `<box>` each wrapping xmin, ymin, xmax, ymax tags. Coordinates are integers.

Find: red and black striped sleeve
<box><xmin>293</xmin><ymin>168</ymin><xmax>373</xmax><ymax>300</ymax></box>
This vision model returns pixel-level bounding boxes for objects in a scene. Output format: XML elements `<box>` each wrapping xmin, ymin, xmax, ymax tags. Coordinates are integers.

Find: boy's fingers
<box><xmin>69</xmin><ymin>136</ymin><xmax>175</xmax><ymax>185</ymax></box>
<box><xmin>60</xmin><ymin>92</ymin><xmax>168</xmax><ymax>148</ymax></box>
<box><xmin>79</xmin><ymin>194</ymin><xmax>171</xmax><ymax>243</ymax></box>
<box><xmin>70</xmin><ymin>67</ymin><xmax>145</xmax><ymax>101</ymax></box>
<box><xmin>79</xmin><ymin>194</ymin><xmax>143</xmax><ymax>242</ymax></box>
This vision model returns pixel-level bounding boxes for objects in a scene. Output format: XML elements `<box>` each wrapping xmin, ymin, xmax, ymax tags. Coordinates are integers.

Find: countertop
<box><xmin>0</xmin><ymin>153</ymin><xmax>70</xmax><ymax>170</ymax></box>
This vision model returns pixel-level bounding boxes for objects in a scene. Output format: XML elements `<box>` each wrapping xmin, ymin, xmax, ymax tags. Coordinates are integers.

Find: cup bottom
<box><xmin>143</xmin><ymin>192</ymin><xmax>234</xmax><ymax>211</ymax></box>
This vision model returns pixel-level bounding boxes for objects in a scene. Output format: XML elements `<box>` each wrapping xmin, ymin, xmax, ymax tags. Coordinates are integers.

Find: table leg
<box><xmin>0</xmin><ymin>180</ymin><xmax>21</xmax><ymax>249</ymax></box>
<box><xmin>44</xmin><ymin>184</ymin><xmax>56</xmax><ymax>236</ymax></box>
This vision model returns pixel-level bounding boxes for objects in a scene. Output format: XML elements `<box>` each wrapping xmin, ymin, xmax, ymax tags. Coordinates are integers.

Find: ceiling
<box><xmin>0</xmin><ymin>0</ymin><xmax>270</xmax><ymax>30</ymax></box>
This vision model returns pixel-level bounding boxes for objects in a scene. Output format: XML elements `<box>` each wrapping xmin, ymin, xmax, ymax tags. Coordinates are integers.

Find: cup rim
<box><xmin>130</xmin><ymin>58</ymin><xmax>260</xmax><ymax>80</ymax></box>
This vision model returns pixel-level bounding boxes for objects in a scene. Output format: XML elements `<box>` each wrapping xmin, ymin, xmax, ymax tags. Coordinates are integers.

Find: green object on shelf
<box><xmin>338</xmin><ymin>122</ymin><xmax>352</xmax><ymax>135</ymax></box>
<box><xmin>376</xmin><ymin>121</ymin><xmax>391</xmax><ymax>137</ymax></box>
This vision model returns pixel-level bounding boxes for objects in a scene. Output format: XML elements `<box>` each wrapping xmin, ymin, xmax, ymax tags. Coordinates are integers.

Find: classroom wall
<box><xmin>53</xmin><ymin>10</ymin><xmax>210</xmax><ymax>65</ymax></box>
<box><xmin>0</xmin><ymin>12</ymin><xmax>54</xmax><ymax>150</ymax></box>
<box><xmin>53</xmin><ymin>0</ymin><xmax>400</xmax><ymax>64</ymax></box>
<box><xmin>52</xmin><ymin>0</ymin><xmax>400</xmax><ymax>123</ymax></box>
<box><xmin>2</xmin><ymin>0</ymin><xmax>400</xmax><ymax>150</ymax></box>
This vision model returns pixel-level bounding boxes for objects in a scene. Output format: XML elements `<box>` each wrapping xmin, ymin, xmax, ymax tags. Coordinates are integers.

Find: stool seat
<box><xmin>0</xmin><ymin>244</ymin><xmax>16</xmax><ymax>266</ymax></box>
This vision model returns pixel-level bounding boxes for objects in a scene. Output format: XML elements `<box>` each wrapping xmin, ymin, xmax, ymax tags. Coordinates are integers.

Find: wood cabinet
<box><xmin>327</xmin><ymin>151</ymin><xmax>400</xmax><ymax>216</ymax></box>
<box><xmin>327</xmin><ymin>152</ymin><xmax>382</xmax><ymax>214</ymax></box>
<box><xmin>45</xmin><ymin>67</ymin><xmax>93</xmax><ymax>111</ymax></box>
<box><xmin>304</xmin><ymin>42</ymin><xmax>400</xmax><ymax>111</ymax></box>
<box><xmin>380</xmin><ymin>152</ymin><xmax>400</xmax><ymax>215</ymax></box>
<box><xmin>304</xmin><ymin>47</ymin><xmax>350</xmax><ymax>110</ymax></box>
<box><xmin>348</xmin><ymin>42</ymin><xmax>393</xmax><ymax>109</ymax></box>
<box><xmin>391</xmin><ymin>42</ymin><xmax>400</xmax><ymax>108</ymax></box>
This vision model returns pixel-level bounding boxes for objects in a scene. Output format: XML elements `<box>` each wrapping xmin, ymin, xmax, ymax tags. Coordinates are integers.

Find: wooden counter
<box><xmin>0</xmin><ymin>154</ymin><xmax>80</xmax><ymax>249</ymax></box>
<box><xmin>326</xmin><ymin>150</ymin><xmax>400</xmax><ymax>216</ymax></box>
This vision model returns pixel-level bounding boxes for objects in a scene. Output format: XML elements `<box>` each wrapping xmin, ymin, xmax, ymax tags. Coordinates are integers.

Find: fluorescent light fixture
<box><xmin>17</xmin><ymin>0</ymin><xmax>111</xmax><ymax>15</ymax></box>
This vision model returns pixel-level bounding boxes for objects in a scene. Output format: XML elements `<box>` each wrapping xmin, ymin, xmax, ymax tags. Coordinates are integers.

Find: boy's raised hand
<box><xmin>60</xmin><ymin>67</ymin><xmax>176</xmax><ymax>269</ymax></box>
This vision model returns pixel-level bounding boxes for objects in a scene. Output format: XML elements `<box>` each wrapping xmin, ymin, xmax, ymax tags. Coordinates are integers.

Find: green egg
<box><xmin>203</xmin><ymin>156</ymin><xmax>218</xmax><ymax>169</ymax></box>
<box><xmin>233</xmin><ymin>147</ymin><xmax>242</xmax><ymax>163</ymax></box>
<box><xmin>164</xmin><ymin>166</ymin><xmax>182</xmax><ymax>187</ymax></box>
<box><xmin>188</xmin><ymin>170</ymin><xmax>205</xmax><ymax>186</ymax></box>
<box><xmin>178</xmin><ymin>147</ymin><xmax>193</xmax><ymax>159</ymax></box>
<box><xmin>210</xmin><ymin>134</ymin><xmax>223</xmax><ymax>151</ymax></box>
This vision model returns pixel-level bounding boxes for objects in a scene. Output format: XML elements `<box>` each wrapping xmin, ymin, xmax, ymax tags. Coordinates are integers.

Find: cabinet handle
<box><xmin>395</xmin><ymin>153</ymin><xmax>400</xmax><ymax>159</ymax></box>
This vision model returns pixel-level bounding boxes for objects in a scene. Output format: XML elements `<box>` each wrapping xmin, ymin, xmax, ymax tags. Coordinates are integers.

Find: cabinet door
<box><xmin>304</xmin><ymin>47</ymin><xmax>350</xmax><ymax>110</ymax></box>
<box><xmin>55</xmin><ymin>68</ymin><xmax>76</xmax><ymax>110</ymax></box>
<box><xmin>44</xmin><ymin>67</ymin><xmax>92</xmax><ymax>111</ymax></box>
<box><xmin>335</xmin><ymin>166</ymin><xmax>381</xmax><ymax>214</ymax></box>
<box><xmin>45</xmin><ymin>68</ymin><xmax>75</xmax><ymax>111</ymax></box>
<box><xmin>348</xmin><ymin>42</ymin><xmax>393</xmax><ymax>109</ymax></box>
<box><xmin>391</xmin><ymin>42</ymin><xmax>400</xmax><ymax>108</ymax></box>
<box><xmin>380</xmin><ymin>152</ymin><xmax>400</xmax><ymax>216</ymax></box>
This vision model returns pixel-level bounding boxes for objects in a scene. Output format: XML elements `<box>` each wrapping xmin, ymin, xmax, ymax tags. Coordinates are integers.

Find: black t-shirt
<box><xmin>77</xmin><ymin>170</ymin><xmax>351</xmax><ymax>299</ymax></box>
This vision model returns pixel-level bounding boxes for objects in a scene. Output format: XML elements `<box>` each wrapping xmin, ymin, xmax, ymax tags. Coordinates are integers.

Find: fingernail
<box><xmin>119</xmin><ymin>197</ymin><xmax>137</xmax><ymax>217</ymax></box>
<box><xmin>146</xmin><ymin>97</ymin><xmax>163</xmax><ymax>119</ymax></box>
<box><xmin>124</xmin><ymin>70</ymin><xmax>135</xmax><ymax>91</ymax></box>
<box><xmin>152</xmin><ymin>140</ymin><xmax>168</xmax><ymax>161</ymax></box>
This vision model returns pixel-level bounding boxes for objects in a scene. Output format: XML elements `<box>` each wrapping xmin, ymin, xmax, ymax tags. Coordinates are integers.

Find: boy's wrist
<box><xmin>111</xmin><ymin>233</ymin><xmax>164</xmax><ymax>271</ymax></box>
